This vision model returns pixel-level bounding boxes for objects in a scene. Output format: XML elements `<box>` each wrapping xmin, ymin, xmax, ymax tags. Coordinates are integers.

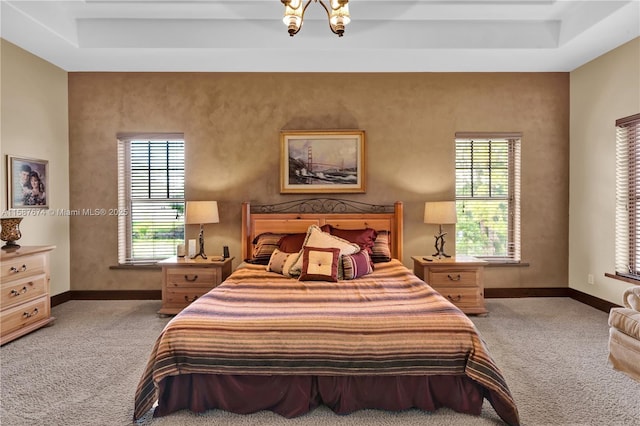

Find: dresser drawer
<box><xmin>0</xmin><ymin>296</ymin><xmax>50</xmax><ymax>338</ymax></box>
<box><xmin>428</xmin><ymin>269</ymin><xmax>479</xmax><ymax>287</ymax></box>
<box><xmin>1</xmin><ymin>253</ymin><xmax>47</xmax><ymax>281</ymax></box>
<box><xmin>165</xmin><ymin>267</ymin><xmax>220</xmax><ymax>288</ymax></box>
<box><xmin>434</xmin><ymin>286</ymin><xmax>483</xmax><ymax>311</ymax></box>
<box><xmin>1</xmin><ymin>273</ymin><xmax>47</xmax><ymax>310</ymax></box>
<box><xmin>164</xmin><ymin>287</ymin><xmax>210</xmax><ymax>308</ymax></box>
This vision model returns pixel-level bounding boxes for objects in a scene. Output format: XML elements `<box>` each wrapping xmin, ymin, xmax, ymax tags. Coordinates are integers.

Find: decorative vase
<box><xmin>1</xmin><ymin>217</ymin><xmax>23</xmax><ymax>250</ymax></box>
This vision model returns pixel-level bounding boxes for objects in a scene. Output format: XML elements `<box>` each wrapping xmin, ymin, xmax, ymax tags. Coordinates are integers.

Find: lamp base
<box><xmin>1</xmin><ymin>241</ymin><xmax>20</xmax><ymax>250</ymax></box>
<box><xmin>191</xmin><ymin>225</ymin><xmax>208</xmax><ymax>259</ymax></box>
<box><xmin>432</xmin><ymin>232</ymin><xmax>451</xmax><ymax>259</ymax></box>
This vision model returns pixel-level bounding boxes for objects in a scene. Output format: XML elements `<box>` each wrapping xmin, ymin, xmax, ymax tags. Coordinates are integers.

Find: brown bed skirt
<box><xmin>154</xmin><ymin>374</ymin><xmax>489</xmax><ymax>420</ymax></box>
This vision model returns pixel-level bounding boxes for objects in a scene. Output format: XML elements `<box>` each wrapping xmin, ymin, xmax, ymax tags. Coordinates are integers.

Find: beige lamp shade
<box><xmin>424</xmin><ymin>201</ymin><xmax>457</xmax><ymax>225</ymax></box>
<box><xmin>185</xmin><ymin>201</ymin><xmax>219</xmax><ymax>225</ymax></box>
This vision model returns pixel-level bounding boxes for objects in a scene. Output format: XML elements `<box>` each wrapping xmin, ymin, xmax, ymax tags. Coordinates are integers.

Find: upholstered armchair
<box><xmin>608</xmin><ymin>286</ymin><xmax>640</xmax><ymax>382</ymax></box>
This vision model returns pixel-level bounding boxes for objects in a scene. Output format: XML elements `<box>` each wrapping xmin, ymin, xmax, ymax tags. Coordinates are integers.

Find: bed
<box><xmin>134</xmin><ymin>199</ymin><xmax>520</xmax><ymax>425</ymax></box>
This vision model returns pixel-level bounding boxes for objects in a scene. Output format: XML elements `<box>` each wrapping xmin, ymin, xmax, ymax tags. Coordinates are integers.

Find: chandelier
<box><xmin>281</xmin><ymin>0</ymin><xmax>351</xmax><ymax>37</ymax></box>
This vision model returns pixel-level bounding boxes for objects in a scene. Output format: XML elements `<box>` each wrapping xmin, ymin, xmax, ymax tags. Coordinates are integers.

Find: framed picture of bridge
<box><xmin>280</xmin><ymin>130</ymin><xmax>366</xmax><ymax>194</ymax></box>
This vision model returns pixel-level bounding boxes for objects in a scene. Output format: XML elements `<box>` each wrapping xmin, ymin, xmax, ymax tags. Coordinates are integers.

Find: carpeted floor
<box><xmin>1</xmin><ymin>298</ymin><xmax>638</xmax><ymax>426</ymax></box>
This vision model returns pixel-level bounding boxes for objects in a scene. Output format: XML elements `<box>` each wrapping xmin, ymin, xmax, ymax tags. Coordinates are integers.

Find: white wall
<box><xmin>569</xmin><ymin>37</ymin><xmax>640</xmax><ymax>304</ymax></box>
<box><xmin>1</xmin><ymin>39</ymin><xmax>70</xmax><ymax>296</ymax></box>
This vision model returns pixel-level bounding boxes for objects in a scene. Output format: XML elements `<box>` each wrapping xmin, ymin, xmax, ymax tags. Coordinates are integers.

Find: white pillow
<box><xmin>289</xmin><ymin>225</ymin><xmax>360</xmax><ymax>277</ymax></box>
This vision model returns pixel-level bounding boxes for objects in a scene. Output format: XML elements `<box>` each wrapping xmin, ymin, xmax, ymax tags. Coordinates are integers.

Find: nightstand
<box><xmin>157</xmin><ymin>256</ymin><xmax>233</xmax><ymax>315</ymax></box>
<box><xmin>412</xmin><ymin>255</ymin><xmax>488</xmax><ymax>315</ymax></box>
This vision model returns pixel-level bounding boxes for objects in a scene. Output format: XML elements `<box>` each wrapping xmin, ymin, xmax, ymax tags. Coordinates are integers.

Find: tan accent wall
<box><xmin>569</xmin><ymin>37</ymin><xmax>640</xmax><ymax>304</ymax></box>
<box><xmin>68</xmin><ymin>72</ymin><xmax>569</xmax><ymax>291</ymax></box>
<box><xmin>1</xmin><ymin>39</ymin><xmax>70</xmax><ymax>296</ymax></box>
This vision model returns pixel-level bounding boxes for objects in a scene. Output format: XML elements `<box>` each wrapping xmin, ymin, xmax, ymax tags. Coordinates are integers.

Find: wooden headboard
<box><xmin>241</xmin><ymin>199</ymin><xmax>403</xmax><ymax>261</ymax></box>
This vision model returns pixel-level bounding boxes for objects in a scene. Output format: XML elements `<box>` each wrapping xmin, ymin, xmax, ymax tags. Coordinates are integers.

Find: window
<box><xmin>455</xmin><ymin>133</ymin><xmax>521</xmax><ymax>261</ymax></box>
<box><xmin>117</xmin><ymin>134</ymin><xmax>185</xmax><ymax>264</ymax></box>
<box><xmin>615</xmin><ymin>114</ymin><xmax>640</xmax><ymax>280</ymax></box>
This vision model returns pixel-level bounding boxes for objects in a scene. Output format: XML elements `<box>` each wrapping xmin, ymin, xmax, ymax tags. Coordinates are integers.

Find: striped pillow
<box><xmin>342</xmin><ymin>250</ymin><xmax>373</xmax><ymax>279</ymax></box>
<box><xmin>370</xmin><ymin>230</ymin><xmax>392</xmax><ymax>263</ymax></box>
<box><xmin>251</xmin><ymin>233</ymin><xmax>285</xmax><ymax>264</ymax></box>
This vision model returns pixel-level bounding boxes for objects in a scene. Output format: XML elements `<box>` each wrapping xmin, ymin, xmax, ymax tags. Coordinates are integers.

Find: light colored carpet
<box><xmin>1</xmin><ymin>298</ymin><xmax>638</xmax><ymax>426</ymax></box>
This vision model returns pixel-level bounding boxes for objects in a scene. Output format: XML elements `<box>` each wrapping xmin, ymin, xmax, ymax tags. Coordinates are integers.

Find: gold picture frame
<box><xmin>7</xmin><ymin>155</ymin><xmax>49</xmax><ymax>209</ymax></box>
<box><xmin>280</xmin><ymin>130</ymin><xmax>366</xmax><ymax>194</ymax></box>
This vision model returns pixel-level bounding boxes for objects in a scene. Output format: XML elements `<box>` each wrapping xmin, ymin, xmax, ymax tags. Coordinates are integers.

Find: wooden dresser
<box><xmin>158</xmin><ymin>256</ymin><xmax>233</xmax><ymax>316</ymax></box>
<box><xmin>1</xmin><ymin>245</ymin><xmax>56</xmax><ymax>345</ymax></box>
<box><xmin>412</xmin><ymin>255</ymin><xmax>488</xmax><ymax>315</ymax></box>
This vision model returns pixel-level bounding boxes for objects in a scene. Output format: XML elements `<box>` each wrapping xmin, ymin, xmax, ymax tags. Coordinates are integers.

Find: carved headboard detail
<box><xmin>241</xmin><ymin>198</ymin><xmax>403</xmax><ymax>261</ymax></box>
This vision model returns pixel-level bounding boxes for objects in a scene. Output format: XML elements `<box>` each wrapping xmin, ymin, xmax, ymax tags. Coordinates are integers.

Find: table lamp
<box><xmin>185</xmin><ymin>201</ymin><xmax>219</xmax><ymax>259</ymax></box>
<box><xmin>424</xmin><ymin>201</ymin><xmax>457</xmax><ymax>258</ymax></box>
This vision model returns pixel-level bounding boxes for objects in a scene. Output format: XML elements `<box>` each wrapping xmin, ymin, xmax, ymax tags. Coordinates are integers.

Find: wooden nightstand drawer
<box><xmin>1</xmin><ymin>253</ymin><xmax>47</xmax><ymax>281</ymax></box>
<box><xmin>428</xmin><ymin>269</ymin><xmax>479</xmax><ymax>287</ymax></box>
<box><xmin>1</xmin><ymin>296</ymin><xmax>50</xmax><ymax>338</ymax></box>
<box><xmin>1</xmin><ymin>273</ymin><xmax>47</xmax><ymax>310</ymax></box>
<box><xmin>166</xmin><ymin>267</ymin><xmax>220</xmax><ymax>288</ymax></box>
<box><xmin>434</xmin><ymin>286</ymin><xmax>483</xmax><ymax>310</ymax></box>
<box><xmin>164</xmin><ymin>287</ymin><xmax>209</xmax><ymax>308</ymax></box>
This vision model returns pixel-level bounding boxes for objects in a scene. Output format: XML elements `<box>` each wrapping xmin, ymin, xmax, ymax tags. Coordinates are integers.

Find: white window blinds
<box><xmin>615</xmin><ymin>113</ymin><xmax>640</xmax><ymax>279</ymax></box>
<box><xmin>455</xmin><ymin>133</ymin><xmax>521</xmax><ymax>261</ymax></box>
<box><xmin>117</xmin><ymin>135</ymin><xmax>185</xmax><ymax>264</ymax></box>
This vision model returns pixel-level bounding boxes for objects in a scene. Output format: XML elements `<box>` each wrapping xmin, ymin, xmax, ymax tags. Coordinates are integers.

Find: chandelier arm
<box><xmin>317</xmin><ymin>0</ymin><xmax>342</xmax><ymax>36</ymax></box>
<box><xmin>287</xmin><ymin>0</ymin><xmax>313</xmax><ymax>36</ymax></box>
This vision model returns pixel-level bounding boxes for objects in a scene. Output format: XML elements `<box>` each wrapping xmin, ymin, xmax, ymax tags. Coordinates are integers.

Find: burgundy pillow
<box><xmin>277</xmin><ymin>233</ymin><xmax>307</xmax><ymax>253</ymax></box>
<box><xmin>298</xmin><ymin>246</ymin><xmax>340</xmax><ymax>282</ymax></box>
<box><xmin>328</xmin><ymin>226</ymin><xmax>378</xmax><ymax>255</ymax></box>
<box><xmin>277</xmin><ymin>225</ymin><xmax>331</xmax><ymax>253</ymax></box>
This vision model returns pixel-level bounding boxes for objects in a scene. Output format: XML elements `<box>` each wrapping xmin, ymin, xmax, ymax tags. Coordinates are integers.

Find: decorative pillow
<box><xmin>267</xmin><ymin>249</ymin><xmax>294</xmax><ymax>275</ymax></box>
<box><xmin>328</xmin><ymin>226</ymin><xmax>378</xmax><ymax>255</ymax></box>
<box><xmin>370</xmin><ymin>230</ymin><xmax>392</xmax><ymax>263</ymax></box>
<box><xmin>251</xmin><ymin>233</ymin><xmax>286</xmax><ymax>265</ymax></box>
<box><xmin>342</xmin><ymin>250</ymin><xmax>373</xmax><ymax>279</ymax></box>
<box><xmin>289</xmin><ymin>225</ymin><xmax>361</xmax><ymax>276</ymax></box>
<box><xmin>298</xmin><ymin>246</ymin><xmax>340</xmax><ymax>282</ymax></box>
<box><xmin>278</xmin><ymin>233</ymin><xmax>307</xmax><ymax>253</ymax></box>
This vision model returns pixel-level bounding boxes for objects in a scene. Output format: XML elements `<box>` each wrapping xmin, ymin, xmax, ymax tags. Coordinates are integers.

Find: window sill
<box><xmin>484</xmin><ymin>260</ymin><xmax>530</xmax><ymax>267</ymax></box>
<box><xmin>109</xmin><ymin>263</ymin><xmax>161</xmax><ymax>270</ymax></box>
<box><xmin>605</xmin><ymin>272</ymin><xmax>640</xmax><ymax>285</ymax></box>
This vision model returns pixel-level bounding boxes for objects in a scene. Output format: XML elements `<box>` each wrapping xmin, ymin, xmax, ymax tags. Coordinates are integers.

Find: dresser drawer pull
<box><xmin>22</xmin><ymin>307</ymin><xmax>39</xmax><ymax>318</ymax></box>
<box><xmin>10</xmin><ymin>264</ymin><xmax>27</xmax><ymax>273</ymax></box>
<box><xmin>184</xmin><ymin>295</ymin><xmax>198</xmax><ymax>303</ymax></box>
<box><xmin>447</xmin><ymin>274</ymin><xmax>462</xmax><ymax>281</ymax></box>
<box><xmin>184</xmin><ymin>274</ymin><xmax>198</xmax><ymax>282</ymax></box>
<box><xmin>447</xmin><ymin>295</ymin><xmax>462</xmax><ymax>302</ymax></box>
<box><xmin>10</xmin><ymin>286</ymin><xmax>29</xmax><ymax>297</ymax></box>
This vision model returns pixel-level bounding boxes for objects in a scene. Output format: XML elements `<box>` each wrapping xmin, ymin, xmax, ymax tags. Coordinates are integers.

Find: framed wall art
<box><xmin>7</xmin><ymin>155</ymin><xmax>49</xmax><ymax>209</ymax></box>
<box><xmin>280</xmin><ymin>130</ymin><xmax>366</xmax><ymax>194</ymax></box>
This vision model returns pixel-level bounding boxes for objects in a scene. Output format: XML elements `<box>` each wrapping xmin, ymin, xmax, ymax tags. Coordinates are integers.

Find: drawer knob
<box><xmin>9</xmin><ymin>264</ymin><xmax>27</xmax><ymax>273</ymax></box>
<box><xmin>184</xmin><ymin>295</ymin><xmax>198</xmax><ymax>303</ymax></box>
<box><xmin>447</xmin><ymin>274</ymin><xmax>462</xmax><ymax>281</ymax></box>
<box><xmin>184</xmin><ymin>274</ymin><xmax>198</xmax><ymax>282</ymax></box>
<box><xmin>10</xmin><ymin>286</ymin><xmax>28</xmax><ymax>297</ymax></box>
<box><xmin>447</xmin><ymin>294</ymin><xmax>462</xmax><ymax>302</ymax></box>
<box><xmin>22</xmin><ymin>307</ymin><xmax>39</xmax><ymax>318</ymax></box>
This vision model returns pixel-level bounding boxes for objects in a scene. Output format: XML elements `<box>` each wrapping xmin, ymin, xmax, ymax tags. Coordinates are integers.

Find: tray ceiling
<box><xmin>1</xmin><ymin>0</ymin><xmax>639</xmax><ymax>72</ymax></box>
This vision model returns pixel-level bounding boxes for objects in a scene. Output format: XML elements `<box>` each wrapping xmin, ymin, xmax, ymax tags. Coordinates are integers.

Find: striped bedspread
<box><xmin>134</xmin><ymin>260</ymin><xmax>519</xmax><ymax>424</ymax></box>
